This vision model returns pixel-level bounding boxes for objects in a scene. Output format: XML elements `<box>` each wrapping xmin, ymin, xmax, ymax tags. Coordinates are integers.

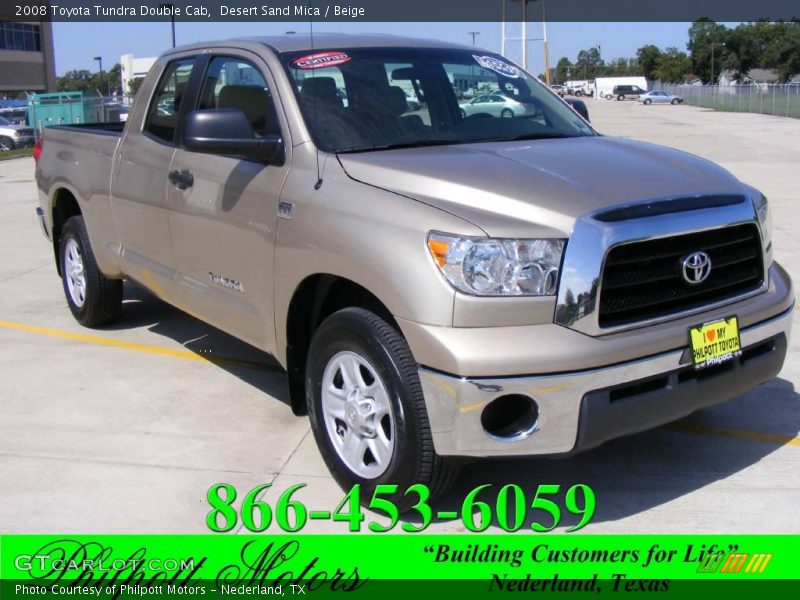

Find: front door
<box><xmin>166</xmin><ymin>53</ymin><xmax>290</xmax><ymax>352</ymax></box>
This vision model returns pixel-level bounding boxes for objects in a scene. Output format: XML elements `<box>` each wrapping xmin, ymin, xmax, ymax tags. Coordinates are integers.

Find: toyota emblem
<box><xmin>681</xmin><ymin>251</ymin><xmax>712</xmax><ymax>285</ymax></box>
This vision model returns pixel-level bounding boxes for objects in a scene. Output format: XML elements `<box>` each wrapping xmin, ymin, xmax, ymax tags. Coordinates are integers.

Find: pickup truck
<box><xmin>35</xmin><ymin>34</ymin><xmax>793</xmax><ymax>506</ymax></box>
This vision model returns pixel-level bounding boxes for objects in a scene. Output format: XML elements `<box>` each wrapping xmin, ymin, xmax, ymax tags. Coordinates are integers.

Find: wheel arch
<box><xmin>50</xmin><ymin>187</ymin><xmax>83</xmax><ymax>276</ymax></box>
<box><xmin>284</xmin><ymin>274</ymin><xmax>398</xmax><ymax>416</ymax></box>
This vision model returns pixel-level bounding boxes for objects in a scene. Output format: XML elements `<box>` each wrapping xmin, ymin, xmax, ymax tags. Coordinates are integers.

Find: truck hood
<box><xmin>337</xmin><ymin>136</ymin><xmax>746</xmax><ymax>237</ymax></box>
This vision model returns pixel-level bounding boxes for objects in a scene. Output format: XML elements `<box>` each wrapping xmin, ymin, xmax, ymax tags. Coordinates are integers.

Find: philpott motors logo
<box><xmin>697</xmin><ymin>550</ymin><xmax>773</xmax><ymax>574</ymax></box>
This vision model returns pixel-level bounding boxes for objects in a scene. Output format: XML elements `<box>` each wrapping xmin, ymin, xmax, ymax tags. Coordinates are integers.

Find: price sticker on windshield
<box><xmin>473</xmin><ymin>55</ymin><xmax>523</xmax><ymax>79</ymax></box>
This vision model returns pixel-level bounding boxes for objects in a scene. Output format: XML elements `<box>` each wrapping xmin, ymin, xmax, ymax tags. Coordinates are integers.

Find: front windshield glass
<box><xmin>282</xmin><ymin>47</ymin><xmax>595</xmax><ymax>153</ymax></box>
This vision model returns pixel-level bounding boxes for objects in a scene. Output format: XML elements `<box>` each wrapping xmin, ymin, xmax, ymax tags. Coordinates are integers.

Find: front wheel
<box><xmin>306</xmin><ymin>307</ymin><xmax>458</xmax><ymax>510</ymax></box>
<box><xmin>0</xmin><ymin>136</ymin><xmax>14</xmax><ymax>152</ymax></box>
<box><xmin>617</xmin><ymin>94</ymin><xmax>625</xmax><ymax>101</ymax></box>
<box><xmin>59</xmin><ymin>216</ymin><xmax>122</xmax><ymax>327</ymax></box>
<box><xmin>644</xmin><ymin>99</ymin><xmax>652</xmax><ymax>105</ymax></box>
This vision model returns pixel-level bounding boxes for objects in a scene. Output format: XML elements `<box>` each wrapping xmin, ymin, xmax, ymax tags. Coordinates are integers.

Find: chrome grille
<box><xmin>598</xmin><ymin>224</ymin><xmax>764</xmax><ymax>327</ymax></box>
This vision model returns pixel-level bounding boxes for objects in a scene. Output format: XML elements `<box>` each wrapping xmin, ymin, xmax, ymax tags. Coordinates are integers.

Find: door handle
<box><xmin>168</xmin><ymin>169</ymin><xmax>194</xmax><ymax>190</ymax></box>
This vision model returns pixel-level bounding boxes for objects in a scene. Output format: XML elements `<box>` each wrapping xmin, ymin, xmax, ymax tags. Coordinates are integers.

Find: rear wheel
<box><xmin>671</xmin><ymin>98</ymin><xmax>679</xmax><ymax>105</ymax></box>
<box><xmin>59</xmin><ymin>216</ymin><xmax>122</xmax><ymax>327</ymax></box>
<box><xmin>501</xmin><ymin>108</ymin><xmax>514</xmax><ymax>118</ymax></box>
<box><xmin>306</xmin><ymin>307</ymin><xmax>458</xmax><ymax>510</ymax></box>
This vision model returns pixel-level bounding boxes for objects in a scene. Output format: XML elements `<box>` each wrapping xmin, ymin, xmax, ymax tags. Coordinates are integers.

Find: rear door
<box><xmin>110</xmin><ymin>56</ymin><xmax>196</xmax><ymax>295</ymax></box>
<box><xmin>166</xmin><ymin>52</ymin><xmax>291</xmax><ymax>352</ymax></box>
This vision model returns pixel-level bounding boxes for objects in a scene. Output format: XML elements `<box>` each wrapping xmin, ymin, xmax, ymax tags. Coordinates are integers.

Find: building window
<box><xmin>0</xmin><ymin>22</ymin><xmax>42</xmax><ymax>52</ymax></box>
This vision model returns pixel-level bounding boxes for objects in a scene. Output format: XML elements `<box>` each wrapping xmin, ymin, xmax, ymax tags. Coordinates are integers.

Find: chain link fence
<box><xmin>652</xmin><ymin>82</ymin><xmax>800</xmax><ymax>119</ymax></box>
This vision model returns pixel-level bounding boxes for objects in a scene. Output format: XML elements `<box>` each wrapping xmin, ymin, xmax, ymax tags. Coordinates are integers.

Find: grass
<box><xmin>0</xmin><ymin>147</ymin><xmax>33</xmax><ymax>161</ymax></box>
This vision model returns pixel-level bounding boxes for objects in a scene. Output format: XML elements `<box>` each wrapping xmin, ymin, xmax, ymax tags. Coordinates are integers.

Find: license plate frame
<box><xmin>688</xmin><ymin>316</ymin><xmax>742</xmax><ymax>370</ymax></box>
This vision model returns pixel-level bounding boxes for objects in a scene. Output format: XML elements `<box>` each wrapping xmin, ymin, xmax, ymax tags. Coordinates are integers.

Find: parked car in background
<box><xmin>608</xmin><ymin>85</ymin><xmax>647</xmax><ymax>100</ymax></box>
<box><xmin>638</xmin><ymin>91</ymin><xmax>684</xmax><ymax>105</ymax></box>
<box><xmin>459</xmin><ymin>93</ymin><xmax>532</xmax><ymax>118</ymax></box>
<box><xmin>550</xmin><ymin>84</ymin><xmax>567</xmax><ymax>97</ymax></box>
<box><xmin>0</xmin><ymin>115</ymin><xmax>36</xmax><ymax>151</ymax></box>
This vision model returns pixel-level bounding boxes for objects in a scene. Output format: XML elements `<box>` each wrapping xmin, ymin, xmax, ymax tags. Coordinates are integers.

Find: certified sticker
<box><xmin>474</xmin><ymin>55</ymin><xmax>523</xmax><ymax>79</ymax></box>
<box><xmin>293</xmin><ymin>51</ymin><xmax>351</xmax><ymax>70</ymax></box>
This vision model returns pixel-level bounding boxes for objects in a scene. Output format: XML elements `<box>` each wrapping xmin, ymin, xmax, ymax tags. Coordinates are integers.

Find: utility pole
<box><xmin>159</xmin><ymin>3</ymin><xmax>176</xmax><ymax>47</ymax></box>
<box><xmin>93</xmin><ymin>56</ymin><xmax>106</xmax><ymax>97</ymax></box>
<box><xmin>468</xmin><ymin>31</ymin><xmax>480</xmax><ymax>46</ymax></box>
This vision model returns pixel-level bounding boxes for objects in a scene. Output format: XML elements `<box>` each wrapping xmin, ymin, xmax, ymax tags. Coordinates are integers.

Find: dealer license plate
<box><xmin>689</xmin><ymin>316</ymin><xmax>742</xmax><ymax>370</ymax></box>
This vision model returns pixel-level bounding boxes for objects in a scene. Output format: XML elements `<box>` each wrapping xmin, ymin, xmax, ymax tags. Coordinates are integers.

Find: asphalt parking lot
<box><xmin>1</xmin><ymin>99</ymin><xmax>798</xmax><ymax>534</ymax></box>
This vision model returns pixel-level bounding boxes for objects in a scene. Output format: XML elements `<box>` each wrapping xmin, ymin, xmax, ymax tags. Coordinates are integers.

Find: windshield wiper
<box><xmin>337</xmin><ymin>139</ymin><xmax>458</xmax><ymax>153</ymax></box>
<box><xmin>481</xmin><ymin>132</ymin><xmax>574</xmax><ymax>142</ymax></box>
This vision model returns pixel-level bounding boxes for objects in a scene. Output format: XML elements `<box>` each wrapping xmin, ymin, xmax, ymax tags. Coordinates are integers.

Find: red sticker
<box><xmin>293</xmin><ymin>51</ymin><xmax>351</xmax><ymax>70</ymax></box>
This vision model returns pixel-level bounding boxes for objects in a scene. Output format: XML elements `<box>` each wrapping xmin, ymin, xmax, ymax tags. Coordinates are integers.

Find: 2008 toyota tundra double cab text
<box><xmin>35</xmin><ymin>34</ymin><xmax>793</xmax><ymax>505</ymax></box>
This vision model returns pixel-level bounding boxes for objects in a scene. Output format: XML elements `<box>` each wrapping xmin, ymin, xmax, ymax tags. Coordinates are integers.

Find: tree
<box><xmin>56</xmin><ymin>70</ymin><xmax>93</xmax><ymax>92</ymax></box>
<box><xmin>636</xmin><ymin>45</ymin><xmax>662</xmax><ymax>81</ymax></box>
<box><xmin>575</xmin><ymin>47</ymin><xmax>604</xmax><ymax>79</ymax></box>
<box><xmin>687</xmin><ymin>19</ymin><xmax>729</xmax><ymax>82</ymax></box>
<box><xmin>128</xmin><ymin>77</ymin><xmax>145</xmax><ymax>96</ymax></box>
<box><xmin>653</xmin><ymin>47</ymin><xmax>692</xmax><ymax>83</ymax></box>
<box><xmin>555</xmin><ymin>56</ymin><xmax>571</xmax><ymax>83</ymax></box>
<box><xmin>721</xmin><ymin>24</ymin><xmax>761</xmax><ymax>80</ymax></box>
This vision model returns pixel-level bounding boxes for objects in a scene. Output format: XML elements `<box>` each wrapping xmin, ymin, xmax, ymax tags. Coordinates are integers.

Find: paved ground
<box><xmin>0</xmin><ymin>99</ymin><xmax>798</xmax><ymax>534</ymax></box>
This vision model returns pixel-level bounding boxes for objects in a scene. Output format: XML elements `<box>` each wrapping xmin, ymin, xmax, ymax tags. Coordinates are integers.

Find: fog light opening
<box><xmin>481</xmin><ymin>394</ymin><xmax>539</xmax><ymax>441</ymax></box>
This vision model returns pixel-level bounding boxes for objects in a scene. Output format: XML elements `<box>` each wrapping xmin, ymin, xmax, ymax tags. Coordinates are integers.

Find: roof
<box><xmin>166</xmin><ymin>33</ymin><xmax>476</xmax><ymax>56</ymax></box>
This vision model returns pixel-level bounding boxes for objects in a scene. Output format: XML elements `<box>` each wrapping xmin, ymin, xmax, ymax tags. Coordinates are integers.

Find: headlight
<box><xmin>11</xmin><ymin>130</ymin><xmax>20</xmax><ymax>137</ymax></box>
<box><xmin>427</xmin><ymin>232</ymin><xmax>565</xmax><ymax>296</ymax></box>
<box><xmin>753</xmin><ymin>193</ymin><xmax>773</xmax><ymax>258</ymax></box>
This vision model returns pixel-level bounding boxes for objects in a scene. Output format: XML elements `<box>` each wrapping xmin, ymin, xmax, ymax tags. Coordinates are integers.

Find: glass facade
<box><xmin>0</xmin><ymin>22</ymin><xmax>42</xmax><ymax>52</ymax></box>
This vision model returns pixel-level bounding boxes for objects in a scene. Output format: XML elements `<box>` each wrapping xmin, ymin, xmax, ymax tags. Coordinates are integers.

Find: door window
<box><xmin>197</xmin><ymin>57</ymin><xmax>280</xmax><ymax>137</ymax></box>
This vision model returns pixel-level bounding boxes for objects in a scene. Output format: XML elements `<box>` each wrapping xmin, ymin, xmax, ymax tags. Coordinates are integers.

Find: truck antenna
<box><xmin>310</xmin><ymin>16</ymin><xmax>323</xmax><ymax>190</ymax></box>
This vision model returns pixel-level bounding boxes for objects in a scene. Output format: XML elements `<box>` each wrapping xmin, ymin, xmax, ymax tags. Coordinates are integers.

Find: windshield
<box><xmin>282</xmin><ymin>47</ymin><xmax>595</xmax><ymax>153</ymax></box>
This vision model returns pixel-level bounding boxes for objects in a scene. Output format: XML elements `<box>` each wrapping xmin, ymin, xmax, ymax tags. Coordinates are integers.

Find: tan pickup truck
<box><xmin>34</xmin><ymin>34</ymin><xmax>793</xmax><ymax>504</ymax></box>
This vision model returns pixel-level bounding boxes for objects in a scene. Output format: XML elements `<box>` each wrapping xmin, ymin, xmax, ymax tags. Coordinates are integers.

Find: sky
<box><xmin>51</xmin><ymin>21</ymin><xmax>695</xmax><ymax>76</ymax></box>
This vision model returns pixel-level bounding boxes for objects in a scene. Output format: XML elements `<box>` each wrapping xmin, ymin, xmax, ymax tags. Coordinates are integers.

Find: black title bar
<box><xmin>3</xmin><ymin>0</ymin><xmax>800</xmax><ymax>22</ymax></box>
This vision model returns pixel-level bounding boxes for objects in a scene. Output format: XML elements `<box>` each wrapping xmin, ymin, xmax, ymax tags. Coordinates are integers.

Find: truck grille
<box><xmin>598</xmin><ymin>224</ymin><xmax>764</xmax><ymax>327</ymax></box>
<box><xmin>17</xmin><ymin>128</ymin><xmax>34</xmax><ymax>137</ymax></box>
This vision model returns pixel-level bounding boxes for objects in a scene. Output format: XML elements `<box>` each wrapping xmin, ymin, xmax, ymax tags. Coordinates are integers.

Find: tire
<box><xmin>501</xmin><ymin>108</ymin><xmax>514</xmax><ymax>118</ymax></box>
<box><xmin>459</xmin><ymin>108</ymin><xmax>467</xmax><ymax>119</ymax></box>
<box><xmin>671</xmin><ymin>98</ymin><xmax>679</xmax><ymax>105</ymax></box>
<box><xmin>0</xmin><ymin>136</ymin><xmax>14</xmax><ymax>152</ymax></box>
<box><xmin>575</xmin><ymin>90</ymin><xmax>583</xmax><ymax>97</ymax></box>
<box><xmin>605</xmin><ymin>94</ymin><xmax>613</xmax><ymax>100</ymax></box>
<box><xmin>59</xmin><ymin>216</ymin><xmax>123</xmax><ymax>327</ymax></box>
<box><xmin>617</xmin><ymin>94</ymin><xmax>625</xmax><ymax>101</ymax></box>
<box><xmin>306</xmin><ymin>307</ymin><xmax>458</xmax><ymax>510</ymax></box>
<box><xmin>644</xmin><ymin>99</ymin><xmax>652</xmax><ymax>105</ymax></box>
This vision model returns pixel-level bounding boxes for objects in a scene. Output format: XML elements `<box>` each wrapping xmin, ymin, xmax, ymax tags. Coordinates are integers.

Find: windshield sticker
<box><xmin>293</xmin><ymin>51</ymin><xmax>351</xmax><ymax>70</ymax></box>
<box><xmin>473</xmin><ymin>55</ymin><xmax>523</xmax><ymax>79</ymax></box>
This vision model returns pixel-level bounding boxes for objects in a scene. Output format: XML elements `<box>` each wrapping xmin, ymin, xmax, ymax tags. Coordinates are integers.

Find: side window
<box><xmin>197</xmin><ymin>56</ymin><xmax>280</xmax><ymax>137</ymax></box>
<box><xmin>143</xmin><ymin>58</ymin><xmax>195</xmax><ymax>144</ymax></box>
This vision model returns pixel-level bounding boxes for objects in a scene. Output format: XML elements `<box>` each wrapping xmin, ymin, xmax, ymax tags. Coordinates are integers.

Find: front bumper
<box><xmin>418</xmin><ymin>304</ymin><xmax>793</xmax><ymax>457</ymax></box>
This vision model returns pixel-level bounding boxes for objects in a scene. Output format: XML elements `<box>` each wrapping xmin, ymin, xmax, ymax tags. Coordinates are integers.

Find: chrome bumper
<box><xmin>419</xmin><ymin>305</ymin><xmax>793</xmax><ymax>457</ymax></box>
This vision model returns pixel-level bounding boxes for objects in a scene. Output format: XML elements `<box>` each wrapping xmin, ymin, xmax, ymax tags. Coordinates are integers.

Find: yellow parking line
<box><xmin>0</xmin><ymin>319</ymin><xmax>281</xmax><ymax>373</ymax></box>
<box><xmin>667</xmin><ymin>421</ymin><xmax>800</xmax><ymax>447</ymax></box>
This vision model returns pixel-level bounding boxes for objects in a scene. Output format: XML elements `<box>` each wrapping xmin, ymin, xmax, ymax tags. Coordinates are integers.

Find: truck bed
<box><xmin>48</xmin><ymin>121</ymin><xmax>126</xmax><ymax>137</ymax></box>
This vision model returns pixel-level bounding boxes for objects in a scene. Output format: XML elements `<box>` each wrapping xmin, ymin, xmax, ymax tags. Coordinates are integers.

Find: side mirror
<box><xmin>565</xmin><ymin>98</ymin><xmax>590</xmax><ymax>122</ymax></box>
<box><xmin>182</xmin><ymin>109</ymin><xmax>283</xmax><ymax>162</ymax></box>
